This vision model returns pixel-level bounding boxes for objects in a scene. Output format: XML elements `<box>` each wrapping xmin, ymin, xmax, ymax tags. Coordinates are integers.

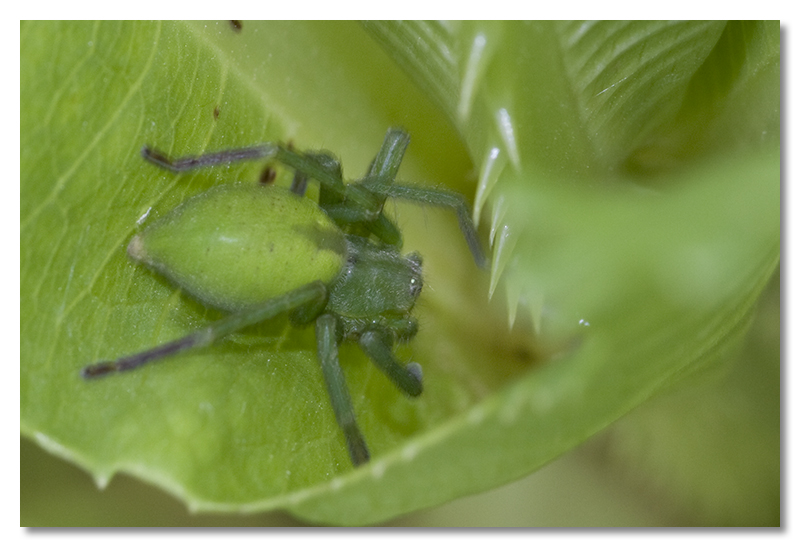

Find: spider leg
<box><xmin>291</xmin><ymin>151</ymin><xmax>343</xmax><ymax>198</ymax></box>
<box><xmin>360</xmin><ymin>128</ymin><xmax>487</xmax><ymax>267</ymax></box>
<box><xmin>141</xmin><ymin>144</ymin><xmax>279</xmax><ymax>172</ymax></box>
<box><xmin>359</xmin><ymin>329</ymin><xmax>423</xmax><ymax>397</ymax></box>
<box><xmin>142</xmin><ymin>143</ymin><xmax>371</xmax><ymax>212</ymax></box>
<box><xmin>316</xmin><ymin>314</ymin><xmax>370</xmax><ymax>466</ymax></box>
<box><xmin>322</xmin><ymin>197</ymin><xmax>402</xmax><ymax>247</ymax></box>
<box><xmin>81</xmin><ymin>281</ymin><xmax>327</xmax><ymax>379</ymax></box>
<box><xmin>289</xmin><ymin>170</ymin><xmax>309</xmax><ymax>196</ymax></box>
<box><xmin>365</xmin><ymin>127</ymin><xmax>410</xmax><ymax>181</ymax></box>
<box><xmin>141</xmin><ymin>143</ymin><xmax>348</xmax><ymax>197</ymax></box>
<box><xmin>319</xmin><ymin>128</ymin><xmax>410</xmax><ymax>246</ymax></box>
<box><xmin>355</xmin><ymin>128</ymin><xmax>409</xmax><ymax>246</ymax></box>
<box><xmin>379</xmin><ymin>183</ymin><xmax>488</xmax><ymax>269</ymax></box>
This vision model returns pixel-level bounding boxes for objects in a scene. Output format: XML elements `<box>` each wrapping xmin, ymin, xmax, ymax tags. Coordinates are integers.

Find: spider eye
<box><xmin>409</xmin><ymin>275</ymin><xmax>422</xmax><ymax>298</ymax></box>
<box><xmin>406</xmin><ymin>252</ymin><xmax>423</xmax><ymax>299</ymax></box>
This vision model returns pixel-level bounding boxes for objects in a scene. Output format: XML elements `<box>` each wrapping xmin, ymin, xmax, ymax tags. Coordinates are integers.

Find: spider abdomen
<box><xmin>128</xmin><ymin>183</ymin><xmax>348</xmax><ymax>312</ymax></box>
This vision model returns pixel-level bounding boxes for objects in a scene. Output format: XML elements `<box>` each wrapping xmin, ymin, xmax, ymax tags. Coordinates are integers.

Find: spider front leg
<box><xmin>81</xmin><ymin>282</ymin><xmax>327</xmax><ymax>379</ymax></box>
<box><xmin>141</xmin><ymin>143</ymin><xmax>279</xmax><ymax>172</ymax></box>
<box><xmin>352</xmin><ymin>128</ymin><xmax>409</xmax><ymax>247</ymax></box>
<box><xmin>379</xmin><ymin>183</ymin><xmax>488</xmax><ymax>269</ymax></box>
<box><xmin>141</xmin><ymin>142</ymin><xmax>350</xmax><ymax>203</ymax></box>
<box><xmin>318</xmin><ymin>128</ymin><xmax>410</xmax><ymax>247</ymax></box>
<box><xmin>359</xmin><ymin>328</ymin><xmax>423</xmax><ymax>397</ymax></box>
<box><xmin>315</xmin><ymin>314</ymin><xmax>370</xmax><ymax>466</ymax></box>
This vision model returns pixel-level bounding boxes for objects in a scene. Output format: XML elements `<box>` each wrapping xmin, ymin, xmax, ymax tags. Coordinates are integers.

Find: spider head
<box><xmin>326</xmin><ymin>235</ymin><xmax>423</xmax><ymax>320</ymax></box>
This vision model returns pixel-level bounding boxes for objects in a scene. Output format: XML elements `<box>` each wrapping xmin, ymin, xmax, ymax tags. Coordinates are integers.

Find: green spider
<box><xmin>81</xmin><ymin>128</ymin><xmax>486</xmax><ymax>466</ymax></box>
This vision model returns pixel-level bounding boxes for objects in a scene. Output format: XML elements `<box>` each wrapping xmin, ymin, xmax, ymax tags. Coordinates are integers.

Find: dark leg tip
<box><xmin>80</xmin><ymin>362</ymin><xmax>115</xmax><ymax>379</ymax></box>
<box><xmin>344</xmin><ymin>426</ymin><xmax>371</xmax><ymax>467</ymax></box>
<box><xmin>405</xmin><ymin>362</ymin><xmax>423</xmax><ymax>397</ymax></box>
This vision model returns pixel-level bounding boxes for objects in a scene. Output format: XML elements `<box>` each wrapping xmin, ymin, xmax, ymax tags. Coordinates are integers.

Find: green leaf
<box><xmin>22</xmin><ymin>21</ymin><xmax>779</xmax><ymax>526</ymax></box>
<box><xmin>20</xmin><ymin>20</ymin><xmax>489</xmax><ymax>524</ymax></box>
